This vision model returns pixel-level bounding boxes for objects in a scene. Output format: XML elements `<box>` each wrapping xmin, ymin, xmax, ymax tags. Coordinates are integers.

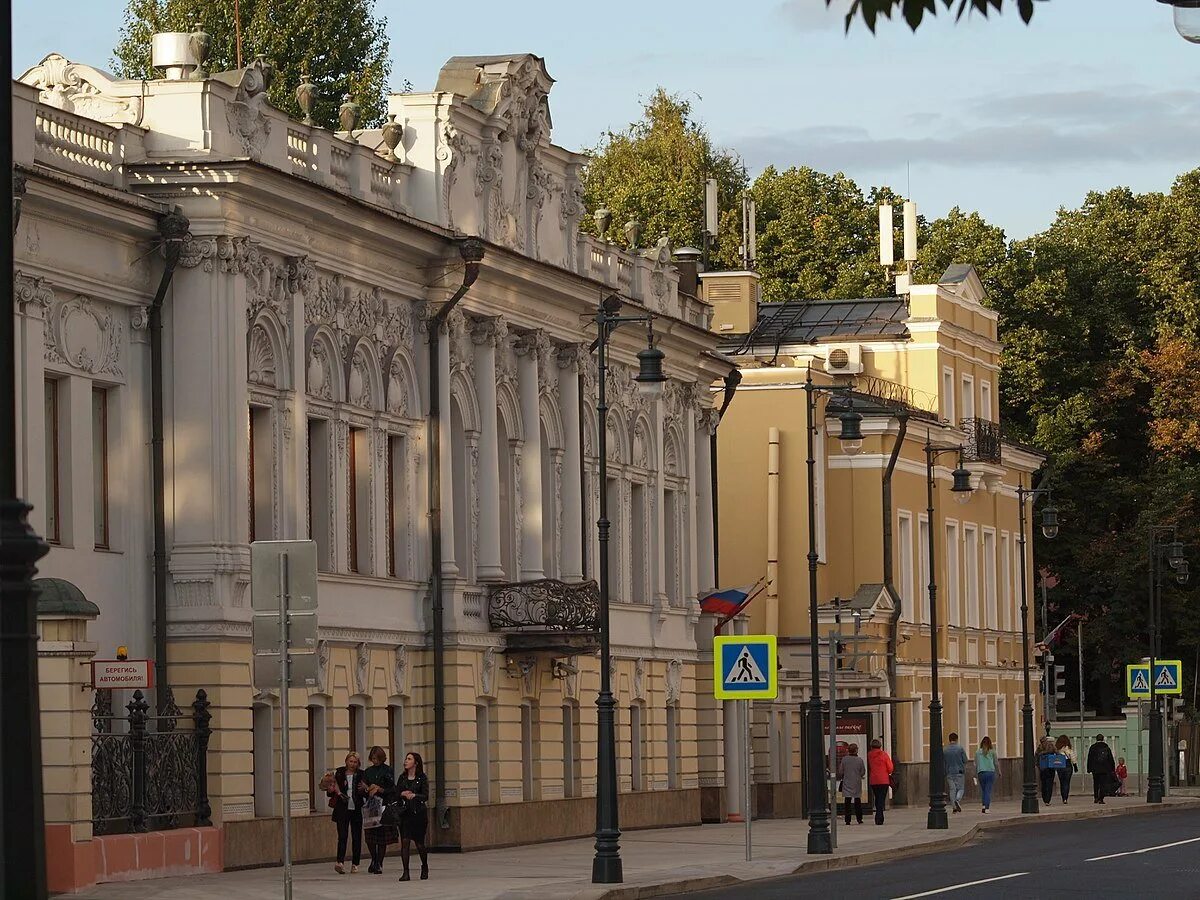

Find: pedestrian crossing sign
<box><xmin>1126</xmin><ymin>660</ymin><xmax>1183</xmax><ymax>699</ymax></box>
<box><xmin>714</xmin><ymin>634</ymin><xmax>777</xmax><ymax>700</ymax></box>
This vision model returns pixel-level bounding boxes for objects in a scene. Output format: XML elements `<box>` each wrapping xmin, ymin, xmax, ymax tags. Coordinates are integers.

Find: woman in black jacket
<box><xmin>362</xmin><ymin>746</ymin><xmax>396</xmax><ymax>874</ymax></box>
<box><xmin>396</xmin><ymin>751</ymin><xmax>430</xmax><ymax>881</ymax></box>
<box><xmin>327</xmin><ymin>751</ymin><xmax>367</xmax><ymax>874</ymax></box>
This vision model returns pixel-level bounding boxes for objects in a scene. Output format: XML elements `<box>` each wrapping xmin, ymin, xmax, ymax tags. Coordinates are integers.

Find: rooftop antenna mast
<box><xmin>740</xmin><ymin>190</ymin><xmax>756</xmax><ymax>271</ymax></box>
<box><xmin>703</xmin><ymin>177</ymin><xmax>718</xmax><ymax>270</ymax></box>
<box><xmin>879</xmin><ymin>199</ymin><xmax>918</xmax><ymax>298</ymax></box>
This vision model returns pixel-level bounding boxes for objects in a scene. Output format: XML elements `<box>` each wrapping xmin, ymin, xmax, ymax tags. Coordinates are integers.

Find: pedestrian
<box><xmin>837</xmin><ymin>743</ymin><xmax>866</xmax><ymax>825</ymax></box>
<box><xmin>943</xmin><ymin>732</ymin><xmax>968</xmax><ymax>813</ymax></box>
<box><xmin>328</xmin><ymin>751</ymin><xmax>367</xmax><ymax>875</ymax></box>
<box><xmin>397</xmin><ymin>750</ymin><xmax>430</xmax><ymax>881</ymax></box>
<box><xmin>867</xmin><ymin>739</ymin><xmax>894</xmax><ymax>825</ymax></box>
<box><xmin>362</xmin><ymin>746</ymin><xmax>396</xmax><ymax>874</ymax></box>
<box><xmin>1116</xmin><ymin>757</ymin><xmax>1129</xmax><ymax>797</ymax></box>
<box><xmin>975</xmin><ymin>736</ymin><xmax>998</xmax><ymax>813</ymax></box>
<box><xmin>1086</xmin><ymin>733</ymin><xmax>1116</xmax><ymax>804</ymax></box>
<box><xmin>1036</xmin><ymin>736</ymin><xmax>1060</xmax><ymax>805</ymax></box>
<box><xmin>1055</xmin><ymin>735</ymin><xmax>1077</xmax><ymax>804</ymax></box>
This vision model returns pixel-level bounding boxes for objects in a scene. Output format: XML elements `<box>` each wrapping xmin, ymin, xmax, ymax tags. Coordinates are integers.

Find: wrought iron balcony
<box><xmin>961</xmin><ymin>416</ymin><xmax>1002</xmax><ymax>463</ymax></box>
<box><xmin>487</xmin><ymin>578</ymin><xmax>601</xmax><ymax>654</ymax></box>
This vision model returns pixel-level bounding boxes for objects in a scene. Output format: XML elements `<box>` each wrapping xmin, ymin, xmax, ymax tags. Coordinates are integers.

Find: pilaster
<box><xmin>514</xmin><ymin>330</ymin><xmax>545</xmax><ymax>581</ymax></box>
<box><xmin>472</xmin><ymin>316</ymin><xmax>504</xmax><ymax>581</ymax></box>
<box><xmin>558</xmin><ymin>345</ymin><xmax>584</xmax><ymax>581</ymax></box>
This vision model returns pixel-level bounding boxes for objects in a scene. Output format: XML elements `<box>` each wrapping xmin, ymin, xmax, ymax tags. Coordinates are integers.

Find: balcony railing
<box><xmin>487</xmin><ymin>578</ymin><xmax>600</xmax><ymax>654</ymax></box>
<box><xmin>961</xmin><ymin>416</ymin><xmax>1002</xmax><ymax>463</ymax></box>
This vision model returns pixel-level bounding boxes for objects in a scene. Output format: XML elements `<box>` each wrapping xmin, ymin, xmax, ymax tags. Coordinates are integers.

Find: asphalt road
<box><xmin>684</xmin><ymin>807</ymin><xmax>1200</xmax><ymax>899</ymax></box>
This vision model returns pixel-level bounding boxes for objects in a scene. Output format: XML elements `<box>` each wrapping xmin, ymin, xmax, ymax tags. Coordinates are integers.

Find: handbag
<box><xmin>381</xmin><ymin>798</ymin><xmax>407</xmax><ymax>827</ymax></box>
<box><xmin>363</xmin><ymin>795</ymin><xmax>384</xmax><ymax>829</ymax></box>
<box><xmin>888</xmin><ymin>772</ymin><xmax>899</xmax><ymax>789</ymax></box>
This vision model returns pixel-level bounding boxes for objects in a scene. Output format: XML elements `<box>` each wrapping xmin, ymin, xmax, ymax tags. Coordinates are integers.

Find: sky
<box><xmin>14</xmin><ymin>0</ymin><xmax>1199</xmax><ymax>238</ymax></box>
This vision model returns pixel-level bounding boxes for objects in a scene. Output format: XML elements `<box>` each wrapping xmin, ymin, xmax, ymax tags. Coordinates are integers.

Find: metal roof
<box><xmin>719</xmin><ymin>297</ymin><xmax>909</xmax><ymax>356</ymax></box>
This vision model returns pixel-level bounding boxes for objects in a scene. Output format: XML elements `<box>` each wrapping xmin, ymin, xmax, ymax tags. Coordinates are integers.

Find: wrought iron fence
<box><xmin>487</xmin><ymin>578</ymin><xmax>601</xmax><ymax>632</ymax></box>
<box><xmin>90</xmin><ymin>687</ymin><xmax>212</xmax><ymax>835</ymax></box>
<box><xmin>961</xmin><ymin>416</ymin><xmax>1003</xmax><ymax>463</ymax></box>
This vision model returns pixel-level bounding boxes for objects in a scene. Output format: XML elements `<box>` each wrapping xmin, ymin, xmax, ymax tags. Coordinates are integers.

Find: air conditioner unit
<box><xmin>823</xmin><ymin>344</ymin><xmax>863</xmax><ymax>375</ymax></box>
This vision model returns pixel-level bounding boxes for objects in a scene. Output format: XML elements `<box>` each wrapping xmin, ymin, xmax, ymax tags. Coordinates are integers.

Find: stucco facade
<box><xmin>712</xmin><ymin>266</ymin><xmax>1047</xmax><ymax>804</ymax></box>
<box><xmin>16</xmin><ymin>48</ymin><xmax>728</xmax><ymax>883</ymax></box>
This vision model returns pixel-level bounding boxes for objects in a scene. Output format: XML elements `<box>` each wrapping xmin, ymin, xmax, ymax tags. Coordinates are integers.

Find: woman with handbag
<box><xmin>327</xmin><ymin>751</ymin><xmax>367</xmax><ymax>874</ymax></box>
<box><xmin>363</xmin><ymin>746</ymin><xmax>397</xmax><ymax>874</ymax></box>
<box><xmin>396</xmin><ymin>751</ymin><xmax>430</xmax><ymax>881</ymax></box>
<box><xmin>866</xmin><ymin>739</ymin><xmax>894</xmax><ymax>825</ymax></box>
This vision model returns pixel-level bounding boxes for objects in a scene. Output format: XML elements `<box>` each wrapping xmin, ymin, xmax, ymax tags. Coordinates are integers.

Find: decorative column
<box><xmin>471</xmin><ymin>316</ymin><xmax>504</xmax><ymax>581</ymax></box>
<box><xmin>514</xmin><ymin>330</ymin><xmax>545</xmax><ymax>581</ymax></box>
<box><xmin>694</xmin><ymin>405</ymin><xmax>716</xmax><ymax>597</ymax></box>
<box><xmin>652</xmin><ymin>398</ymin><xmax>668</xmax><ymax>612</ymax></box>
<box><xmin>14</xmin><ymin>273</ymin><xmax>52</xmax><ymax>526</ymax></box>
<box><xmin>558</xmin><ymin>345</ymin><xmax>584</xmax><ymax>582</ymax></box>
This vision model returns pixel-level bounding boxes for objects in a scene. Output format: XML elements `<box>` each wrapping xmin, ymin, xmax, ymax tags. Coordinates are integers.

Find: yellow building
<box><xmin>709</xmin><ymin>264</ymin><xmax>1046</xmax><ymax>805</ymax></box>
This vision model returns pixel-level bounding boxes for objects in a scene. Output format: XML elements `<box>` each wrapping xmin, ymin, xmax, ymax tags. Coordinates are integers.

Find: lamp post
<box><xmin>1016</xmin><ymin>480</ymin><xmax>1058</xmax><ymax>815</ymax></box>
<box><xmin>923</xmin><ymin>438</ymin><xmax>973</xmax><ymax>829</ymax></box>
<box><xmin>1157</xmin><ymin>0</ymin><xmax>1200</xmax><ymax>42</ymax></box>
<box><xmin>1147</xmin><ymin>526</ymin><xmax>1188</xmax><ymax>803</ymax></box>
<box><xmin>801</xmin><ymin>372</ymin><xmax>864</xmax><ymax>855</ymax></box>
<box><xmin>591</xmin><ymin>293</ymin><xmax>665</xmax><ymax>884</ymax></box>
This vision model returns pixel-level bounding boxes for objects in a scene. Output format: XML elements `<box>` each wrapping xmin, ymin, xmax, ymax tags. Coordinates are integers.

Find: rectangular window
<box><xmin>605</xmin><ymin>478</ymin><xmax>621</xmax><ymax>601</ymax></box>
<box><xmin>562</xmin><ymin>704</ymin><xmax>580</xmax><ymax>798</ymax></box>
<box><xmin>249</xmin><ymin>405</ymin><xmax>274</xmax><ymax>542</ymax></box>
<box><xmin>945</xmin><ymin>522</ymin><xmax>960</xmax><ymax>627</ymax></box>
<box><xmin>308</xmin><ymin>705</ymin><xmax>327</xmax><ymax>812</ymax></box>
<box><xmin>1000</xmin><ymin>533</ymin><xmax>1012</xmax><ymax>632</ymax></box>
<box><xmin>918</xmin><ymin>516</ymin><xmax>931</xmax><ymax>626</ymax></box>
<box><xmin>629</xmin><ymin>704</ymin><xmax>643</xmax><ymax>791</ymax></box>
<box><xmin>958</xmin><ymin>696</ymin><xmax>969</xmax><ymax>747</ymax></box>
<box><xmin>667</xmin><ymin>703</ymin><xmax>680</xmax><ymax>789</ymax></box>
<box><xmin>961</xmin><ymin>374</ymin><xmax>975</xmax><ymax>423</ymax></box>
<box><xmin>911</xmin><ymin>696</ymin><xmax>925</xmax><ymax>762</ymax></box>
<box><xmin>980</xmin><ymin>380</ymin><xmax>993</xmax><ymax>422</ymax></box>
<box><xmin>308</xmin><ymin>419</ymin><xmax>332</xmax><ymax>571</ymax></box>
<box><xmin>44</xmin><ymin>379</ymin><xmax>60</xmax><ymax>543</ymax></box>
<box><xmin>630</xmin><ymin>483</ymin><xmax>646</xmax><ymax>603</ymax></box>
<box><xmin>388</xmin><ymin>703</ymin><xmax>404</xmax><ymax>767</ymax></box>
<box><xmin>997</xmin><ymin>695</ymin><xmax>1008</xmax><ymax>756</ymax></box>
<box><xmin>476</xmin><ymin>704</ymin><xmax>492</xmax><ymax>805</ymax></box>
<box><xmin>1013</xmin><ymin>538</ymin><xmax>1023</xmax><ymax>634</ymax></box>
<box><xmin>348</xmin><ymin>427</ymin><xmax>371</xmax><ymax>574</ymax></box>
<box><xmin>664</xmin><ymin>490</ymin><xmax>680</xmax><ymax>606</ymax></box>
<box><xmin>977</xmin><ymin>697</ymin><xmax>988</xmax><ymax>748</ymax></box>
<box><xmin>92</xmin><ymin>388</ymin><xmax>110</xmax><ymax>548</ymax></box>
<box><xmin>964</xmin><ymin>525</ymin><xmax>979</xmax><ymax>628</ymax></box>
<box><xmin>983</xmin><ymin>529</ymin><xmax>997</xmax><ymax>629</ymax></box>
<box><xmin>348</xmin><ymin>703</ymin><xmax>366</xmax><ymax>757</ymax></box>
<box><xmin>898</xmin><ymin>512</ymin><xmax>914</xmax><ymax>623</ymax></box>
<box><xmin>253</xmin><ymin>703</ymin><xmax>274</xmax><ymax>817</ymax></box>
<box><xmin>942</xmin><ymin>367</ymin><xmax>955</xmax><ymax>423</ymax></box>
<box><xmin>521</xmin><ymin>703</ymin><xmax>538</xmax><ymax>801</ymax></box>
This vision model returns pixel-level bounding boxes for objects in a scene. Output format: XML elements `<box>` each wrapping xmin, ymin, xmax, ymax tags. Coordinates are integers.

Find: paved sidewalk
<box><xmin>70</xmin><ymin>795</ymin><xmax>1198</xmax><ymax>900</ymax></box>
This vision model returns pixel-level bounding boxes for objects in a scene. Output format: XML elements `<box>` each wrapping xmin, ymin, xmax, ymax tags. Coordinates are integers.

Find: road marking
<box><xmin>890</xmin><ymin>872</ymin><xmax>1029</xmax><ymax>899</ymax></box>
<box><xmin>1087</xmin><ymin>836</ymin><xmax>1200</xmax><ymax>862</ymax></box>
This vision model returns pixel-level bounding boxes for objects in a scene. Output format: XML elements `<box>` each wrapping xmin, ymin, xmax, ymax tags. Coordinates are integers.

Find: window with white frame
<box><xmin>980</xmin><ymin>380</ymin><xmax>993</xmax><ymax>422</ymax></box>
<box><xmin>983</xmin><ymin>529</ymin><xmax>998</xmax><ymax>629</ymax></box>
<box><xmin>386</xmin><ymin>435</ymin><xmax>408</xmax><ymax>578</ymax></box>
<box><xmin>958</xmin><ymin>696</ymin><xmax>969</xmax><ymax>746</ymax></box>
<box><xmin>388</xmin><ymin>702</ymin><xmax>405</xmax><ymax>766</ymax></box>
<box><xmin>946</xmin><ymin>522</ymin><xmax>961</xmax><ymax>626</ymax></box>
<box><xmin>664</xmin><ymin>488</ymin><xmax>681</xmax><ymax>606</ymax></box>
<box><xmin>348</xmin><ymin>426</ymin><xmax>371</xmax><ymax>574</ymax></box>
<box><xmin>630</xmin><ymin>482</ymin><xmax>647</xmax><ymax>603</ymax></box>
<box><xmin>629</xmin><ymin>704</ymin><xmax>644</xmax><ymax>791</ymax></box>
<box><xmin>348</xmin><ymin>701</ymin><xmax>367</xmax><ymax>757</ymax></box>
<box><xmin>961</xmin><ymin>374</ymin><xmax>975</xmax><ymax>423</ymax></box>
<box><xmin>964</xmin><ymin>524</ymin><xmax>979</xmax><ymax>628</ymax></box>
<box><xmin>44</xmin><ymin>379</ymin><xmax>61</xmax><ymax>544</ymax></box>
<box><xmin>942</xmin><ymin>367</ymin><xmax>956</xmax><ymax>423</ymax></box>
<box><xmin>249</xmin><ymin>404</ymin><xmax>274</xmax><ymax>542</ymax></box>
<box><xmin>1012</xmin><ymin>537</ymin><xmax>1023</xmax><ymax>632</ymax></box>
<box><xmin>667</xmin><ymin>702</ymin><xmax>681</xmax><ymax>788</ymax></box>
<box><xmin>997</xmin><ymin>695</ymin><xmax>1008</xmax><ymax>756</ymax></box>
<box><xmin>562</xmin><ymin>703</ymin><xmax>581</xmax><ymax>798</ymax></box>
<box><xmin>253</xmin><ymin>702</ymin><xmax>275</xmax><ymax>817</ymax></box>
<box><xmin>918</xmin><ymin>515</ymin><xmax>931</xmax><ymax>626</ymax></box>
<box><xmin>911</xmin><ymin>696</ymin><xmax>925</xmax><ymax>761</ymax></box>
<box><xmin>307</xmin><ymin>418</ymin><xmax>333</xmax><ymax>571</ymax></box>
<box><xmin>92</xmin><ymin>387</ymin><xmax>110</xmax><ymax>549</ymax></box>
<box><xmin>977</xmin><ymin>696</ymin><xmax>988</xmax><ymax>748</ymax></box>
<box><xmin>1000</xmin><ymin>532</ymin><xmax>1012</xmax><ymax>632</ymax></box>
<box><xmin>521</xmin><ymin>702</ymin><xmax>539</xmax><ymax>801</ymax></box>
<box><xmin>898</xmin><ymin>512</ymin><xmax>915</xmax><ymax>622</ymax></box>
<box><xmin>476</xmin><ymin>703</ymin><xmax>494</xmax><ymax>805</ymax></box>
<box><xmin>308</xmin><ymin>703</ymin><xmax>327</xmax><ymax>812</ymax></box>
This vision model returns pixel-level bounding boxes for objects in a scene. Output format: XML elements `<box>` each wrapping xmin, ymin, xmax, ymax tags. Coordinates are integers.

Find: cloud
<box><xmin>776</xmin><ymin>0</ymin><xmax>851</xmax><ymax>33</ymax></box>
<box><xmin>731</xmin><ymin>84</ymin><xmax>1200</xmax><ymax>174</ymax></box>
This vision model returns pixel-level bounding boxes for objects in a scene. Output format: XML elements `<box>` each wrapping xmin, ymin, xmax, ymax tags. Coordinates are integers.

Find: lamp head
<box><xmin>1041</xmin><ymin>504</ymin><xmax>1060</xmax><ymax>540</ymax></box>
<box><xmin>1176</xmin><ymin>560</ymin><xmax>1190</xmax><ymax>585</ymax></box>
<box><xmin>634</xmin><ymin>330</ymin><xmax>666</xmax><ymax>399</ymax></box>
<box><xmin>837</xmin><ymin>407</ymin><xmax>863</xmax><ymax>456</ymax></box>
<box><xmin>951</xmin><ymin>462</ymin><xmax>973</xmax><ymax>503</ymax></box>
<box><xmin>1167</xmin><ymin>540</ymin><xmax>1185</xmax><ymax>570</ymax></box>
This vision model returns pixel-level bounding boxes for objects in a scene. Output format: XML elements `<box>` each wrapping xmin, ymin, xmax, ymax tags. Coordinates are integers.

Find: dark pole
<box><xmin>1016</xmin><ymin>485</ymin><xmax>1040</xmax><ymax>814</ymax></box>
<box><xmin>592</xmin><ymin>303</ymin><xmax>622</xmax><ymax>883</ymax></box>
<box><xmin>803</xmin><ymin>375</ymin><xmax>832</xmax><ymax>854</ymax></box>
<box><xmin>1147</xmin><ymin>528</ymin><xmax>1164</xmax><ymax>803</ymax></box>
<box><xmin>2</xmin><ymin>0</ymin><xmax>52</xmax><ymax>888</ymax></box>
<box><xmin>924</xmin><ymin>441</ymin><xmax>948</xmax><ymax>829</ymax></box>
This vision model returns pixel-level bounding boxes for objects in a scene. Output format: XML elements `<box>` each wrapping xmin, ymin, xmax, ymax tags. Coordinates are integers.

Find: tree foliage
<box><xmin>834</xmin><ymin>0</ymin><xmax>1045</xmax><ymax>32</ymax></box>
<box><xmin>113</xmin><ymin>0</ymin><xmax>392</xmax><ymax>129</ymax></box>
<box><xmin>581</xmin><ymin>89</ymin><xmax>747</xmax><ymax>256</ymax></box>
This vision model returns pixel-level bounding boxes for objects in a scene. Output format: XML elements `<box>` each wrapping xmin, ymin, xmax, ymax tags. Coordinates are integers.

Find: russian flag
<box><xmin>700</xmin><ymin>585</ymin><xmax>756</xmax><ymax>618</ymax></box>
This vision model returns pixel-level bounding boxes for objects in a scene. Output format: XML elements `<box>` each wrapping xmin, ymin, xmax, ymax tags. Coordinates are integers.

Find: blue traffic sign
<box><xmin>1126</xmin><ymin>660</ymin><xmax>1183</xmax><ymax>699</ymax></box>
<box><xmin>714</xmin><ymin>634</ymin><xmax>777</xmax><ymax>700</ymax></box>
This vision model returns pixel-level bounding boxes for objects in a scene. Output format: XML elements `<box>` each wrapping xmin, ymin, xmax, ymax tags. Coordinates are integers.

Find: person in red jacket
<box><xmin>867</xmin><ymin>739</ymin><xmax>895</xmax><ymax>825</ymax></box>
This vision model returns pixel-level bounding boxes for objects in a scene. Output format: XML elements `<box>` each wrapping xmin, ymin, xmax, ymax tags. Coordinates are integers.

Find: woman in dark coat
<box><xmin>327</xmin><ymin>751</ymin><xmax>367</xmax><ymax>874</ymax></box>
<box><xmin>396</xmin><ymin>751</ymin><xmax>430</xmax><ymax>881</ymax></box>
<box><xmin>362</xmin><ymin>746</ymin><xmax>396</xmax><ymax>874</ymax></box>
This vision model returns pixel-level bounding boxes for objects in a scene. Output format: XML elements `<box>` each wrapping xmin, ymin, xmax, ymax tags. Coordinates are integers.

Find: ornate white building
<box><xmin>16</xmin><ymin>46</ymin><xmax>729</xmax><ymax>884</ymax></box>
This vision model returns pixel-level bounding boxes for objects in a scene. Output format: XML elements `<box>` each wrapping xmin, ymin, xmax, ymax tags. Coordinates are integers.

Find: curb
<box><xmin>582</xmin><ymin>798</ymin><xmax>1200</xmax><ymax>900</ymax></box>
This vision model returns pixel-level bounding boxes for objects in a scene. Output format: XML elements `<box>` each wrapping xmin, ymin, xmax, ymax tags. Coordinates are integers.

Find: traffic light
<box><xmin>1054</xmin><ymin>665</ymin><xmax>1067</xmax><ymax>701</ymax></box>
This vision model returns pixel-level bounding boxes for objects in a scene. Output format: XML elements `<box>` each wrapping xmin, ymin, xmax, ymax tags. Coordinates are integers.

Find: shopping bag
<box><xmin>363</xmin><ymin>795</ymin><xmax>384</xmax><ymax>829</ymax></box>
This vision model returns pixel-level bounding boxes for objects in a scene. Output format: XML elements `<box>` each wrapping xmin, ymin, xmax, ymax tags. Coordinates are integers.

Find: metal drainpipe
<box><xmin>151</xmin><ymin>208</ymin><xmax>190</xmax><ymax>710</ymax></box>
<box><xmin>882</xmin><ymin>411</ymin><xmax>908</xmax><ymax>758</ymax></box>
<box><xmin>712</xmin><ymin>368</ymin><xmax>742</xmax><ymax>588</ymax></box>
<box><xmin>427</xmin><ymin>237</ymin><xmax>484</xmax><ymax>833</ymax></box>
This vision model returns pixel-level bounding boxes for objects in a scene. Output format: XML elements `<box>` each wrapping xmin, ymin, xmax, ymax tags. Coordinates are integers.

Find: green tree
<box><xmin>916</xmin><ymin>207</ymin><xmax>1009</xmax><ymax>298</ymax></box>
<box><xmin>582</xmin><ymin>89</ymin><xmax>747</xmax><ymax>258</ymax></box>
<box><xmin>113</xmin><ymin>0</ymin><xmax>392</xmax><ymax>129</ymax></box>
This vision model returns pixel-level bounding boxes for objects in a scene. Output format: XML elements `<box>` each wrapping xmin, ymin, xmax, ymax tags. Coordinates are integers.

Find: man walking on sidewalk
<box><xmin>1087</xmin><ymin>733</ymin><xmax>1116</xmax><ymax>804</ymax></box>
<box><xmin>944</xmin><ymin>732</ymin><xmax>968</xmax><ymax>813</ymax></box>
